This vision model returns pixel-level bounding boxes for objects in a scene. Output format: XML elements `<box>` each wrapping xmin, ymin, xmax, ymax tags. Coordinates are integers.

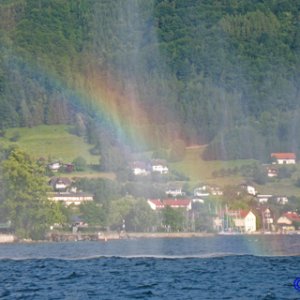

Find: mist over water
<box><xmin>1</xmin><ymin>237</ymin><xmax>300</xmax><ymax>299</ymax></box>
<box><xmin>1</xmin><ymin>236</ymin><xmax>300</xmax><ymax>259</ymax></box>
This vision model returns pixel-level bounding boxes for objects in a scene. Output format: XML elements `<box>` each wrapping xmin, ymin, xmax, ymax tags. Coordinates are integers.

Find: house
<box><xmin>147</xmin><ymin>199</ymin><xmax>192</xmax><ymax>211</ymax></box>
<box><xmin>277</xmin><ymin>212</ymin><xmax>300</xmax><ymax>232</ymax></box>
<box><xmin>210</xmin><ymin>186</ymin><xmax>223</xmax><ymax>196</ymax></box>
<box><xmin>64</xmin><ymin>163</ymin><xmax>74</xmax><ymax>173</ymax></box>
<box><xmin>241</xmin><ymin>183</ymin><xmax>257</xmax><ymax>196</ymax></box>
<box><xmin>232</xmin><ymin>210</ymin><xmax>257</xmax><ymax>233</ymax></box>
<box><xmin>256</xmin><ymin>194</ymin><xmax>273</xmax><ymax>204</ymax></box>
<box><xmin>48</xmin><ymin>162</ymin><xmax>62</xmax><ymax>172</ymax></box>
<box><xmin>165</xmin><ymin>184</ymin><xmax>184</xmax><ymax>197</ymax></box>
<box><xmin>275</xmin><ymin>196</ymin><xmax>288</xmax><ymax>205</ymax></box>
<box><xmin>194</xmin><ymin>185</ymin><xmax>223</xmax><ymax>197</ymax></box>
<box><xmin>217</xmin><ymin>210</ymin><xmax>257</xmax><ymax>233</ymax></box>
<box><xmin>131</xmin><ymin>161</ymin><xmax>150</xmax><ymax>176</ymax></box>
<box><xmin>49</xmin><ymin>177</ymin><xmax>72</xmax><ymax>192</ymax></box>
<box><xmin>194</xmin><ymin>186</ymin><xmax>210</xmax><ymax>197</ymax></box>
<box><xmin>147</xmin><ymin>199</ymin><xmax>165</xmax><ymax>210</ymax></box>
<box><xmin>271</xmin><ymin>153</ymin><xmax>296</xmax><ymax>164</ymax></box>
<box><xmin>48</xmin><ymin>192</ymin><xmax>94</xmax><ymax>206</ymax></box>
<box><xmin>151</xmin><ymin>159</ymin><xmax>169</xmax><ymax>174</ymax></box>
<box><xmin>163</xmin><ymin>199</ymin><xmax>192</xmax><ymax>210</ymax></box>
<box><xmin>266</xmin><ymin>167</ymin><xmax>278</xmax><ymax>178</ymax></box>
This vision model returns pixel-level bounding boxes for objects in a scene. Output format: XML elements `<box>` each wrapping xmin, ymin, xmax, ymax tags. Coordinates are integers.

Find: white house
<box><xmin>194</xmin><ymin>186</ymin><xmax>210</xmax><ymax>197</ymax></box>
<box><xmin>276</xmin><ymin>196</ymin><xmax>288</xmax><ymax>205</ymax></box>
<box><xmin>151</xmin><ymin>159</ymin><xmax>168</xmax><ymax>174</ymax></box>
<box><xmin>165</xmin><ymin>184</ymin><xmax>183</xmax><ymax>197</ymax></box>
<box><xmin>131</xmin><ymin>161</ymin><xmax>150</xmax><ymax>176</ymax></box>
<box><xmin>232</xmin><ymin>210</ymin><xmax>257</xmax><ymax>233</ymax></box>
<box><xmin>271</xmin><ymin>153</ymin><xmax>296</xmax><ymax>164</ymax></box>
<box><xmin>256</xmin><ymin>194</ymin><xmax>273</xmax><ymax>204</ymax></box>
<box><xmin>241</xmin><ymin>183</ymin><xmax>257</xmax><ymax>196</ymax></box>
<box><xmin>194</xmin><ymin>185</ymin><xmax>223</xmax><ymax>197</ymax></box>
<box><xmin>48</xmin><ymin>162</ymin><xmax>62</xmax><ymax>172</ymax></box>
<box><xmin>48</xmin><ymin>192</ymin><xmax>94</xmax><ymax>206</ymax></box>
<box><xmin>266</xmin><ymin>167</ymin><xmax>278</xmax><ymax>177</ymax></box>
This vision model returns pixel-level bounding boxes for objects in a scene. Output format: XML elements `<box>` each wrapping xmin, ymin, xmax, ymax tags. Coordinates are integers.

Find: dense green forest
<box><xmin>0</xmin><ymin>0</ymin><xmax>300</xmax><ymax>163</ymax></box>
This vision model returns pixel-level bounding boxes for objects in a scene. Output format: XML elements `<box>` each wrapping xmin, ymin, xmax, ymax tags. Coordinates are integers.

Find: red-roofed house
<box><xmin>147</xmin><ymin>199</ymin><xmax>192</xmax><ymax>211</ymax></box>
<box><xmin>147</xmin><ymin>199</ymin><xmax>165</xmax><ymax>210</ymax></box>
<box><xmin>163</xmin><ymin>199</ymin><xmax>192</xmax><ymax>210</ymax></box>
<box><xmin>230</xmin><ymin>210</ymin><xmax>257</xmax><ymax>233</ymax></box>
<box><xmin>271</xmin><ymin>153</ymin><xmax>296</xmax><ymax>164</ymax></box>
<box><xmin>277</xmin><ymin>212</ymin><xmax>300</xmax><ymax>232</ymax></box>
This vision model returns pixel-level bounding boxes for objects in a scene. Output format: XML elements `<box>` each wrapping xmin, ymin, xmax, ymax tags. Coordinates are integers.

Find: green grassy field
<box><xmin>170</xmin><ymin>145</ymin><xmax>256</xmax><ymax>188</ymax></box>
<box><xmin>1</xmin><ymin>125</ymin><xmax>100</xmax><ymax>164</ymax></box>
<box><xmin>169</xmin><ymin>146</ymin><xmax>300</xmax><ymax>196</ymax></box>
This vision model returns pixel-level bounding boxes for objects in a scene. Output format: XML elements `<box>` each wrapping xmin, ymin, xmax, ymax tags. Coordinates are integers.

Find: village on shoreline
<box><xmin>1</xmin><ymin>149</ymin><xmax>300</xmax><ymax>243</ymax></box>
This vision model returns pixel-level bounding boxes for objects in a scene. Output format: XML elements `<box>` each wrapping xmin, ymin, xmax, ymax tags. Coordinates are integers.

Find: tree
<box><xmin>124</xmin><ymin>199</ymin><xmax>158</xmax><ymax>232</ymax></box>
<box><xmin>162</xmin><ymin>206</ymin><xmax>185</xmax><ymax>232</ymax></box>
<box><xmin>79</xmin><ymin>202</ymin><xmax>106</xmax><ymax>226</ymax></box>
<box><xmin>99</xmin><ymin>145</ymin><xmax>126</xmax><ymax>172</ymax></box>
<box><xmin>72</xmin><ymin>156</ymin><xmax>87</xmax><ymax>171</ymax></box>
<box><xmin>0</xmin><ymin>148</ymin><xmax>65</xmax><ymax>239</ymax></box>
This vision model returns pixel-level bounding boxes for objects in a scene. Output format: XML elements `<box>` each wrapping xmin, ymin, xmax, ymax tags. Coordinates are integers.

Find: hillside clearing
<box><xmin>1</xmin><ymin>125</ymin><xmax>100</xmax><ymax>165</ymax></box>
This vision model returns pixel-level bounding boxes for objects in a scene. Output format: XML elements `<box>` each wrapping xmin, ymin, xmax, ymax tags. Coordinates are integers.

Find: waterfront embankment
<box><xmin>0</xmin><ymin>234</ymin><xmax>15</xmax><ymax>243</ymax></box>
<box><xmin>46</xmin><ymin>231</ymin><xmax>214</xmax><ymax>242</ymax></box>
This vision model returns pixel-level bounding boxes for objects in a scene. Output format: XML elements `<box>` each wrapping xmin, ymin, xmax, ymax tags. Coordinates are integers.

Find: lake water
<box><xmin>0</xmin><ymin>235</ymin><xmax>300</xmax><ymax>299</ymax></box>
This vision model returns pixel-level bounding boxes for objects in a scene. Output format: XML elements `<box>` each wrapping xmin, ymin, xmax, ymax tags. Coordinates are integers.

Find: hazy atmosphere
<box><xmin>1</xmin><ymin>1</ymin><xmax>300</xmax><ymax>299</ymax></box>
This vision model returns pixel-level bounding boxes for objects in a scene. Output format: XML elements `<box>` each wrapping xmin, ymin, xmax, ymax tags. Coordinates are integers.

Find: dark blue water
<box><xmin>0</xmin><ymin>235</ymin><xmax>300</xmax><ymax>299</ymax></box>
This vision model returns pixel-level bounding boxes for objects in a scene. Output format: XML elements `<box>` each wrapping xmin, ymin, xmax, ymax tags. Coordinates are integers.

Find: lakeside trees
<box><xmin>0</xmin><ymin>147</ymin><xmax>66</xmax><ymax>239</ymax></box>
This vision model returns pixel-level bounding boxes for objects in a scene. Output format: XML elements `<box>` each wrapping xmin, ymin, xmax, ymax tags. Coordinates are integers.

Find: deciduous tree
<box><xmin>1</xmin><ymin>148</ymin><xmax>65</xmax><ymax>239</ymax></box>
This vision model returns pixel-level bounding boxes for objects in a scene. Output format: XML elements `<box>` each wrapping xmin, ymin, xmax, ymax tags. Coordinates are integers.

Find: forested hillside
<box><xmin>0</xmin><ymin>0</ymin><xmax>299</xmax><ymax>164</ymax></box>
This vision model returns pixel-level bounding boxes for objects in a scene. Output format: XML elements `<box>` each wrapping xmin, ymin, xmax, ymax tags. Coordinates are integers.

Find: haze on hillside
<box><xmin>0</xmin><ymin>0</ymin><xmax>299</xmax><ymax>161</ymax></box>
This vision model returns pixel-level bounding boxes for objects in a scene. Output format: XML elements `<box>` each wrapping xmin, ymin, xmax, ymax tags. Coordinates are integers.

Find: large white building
<box><xmin>271</xmin><ymin>153</ymin><xmax>296</xmax><ymax>164</ymax></box>
<box><xmin>48</xmin><ymin>192</ymin><xmax>94</xmax><ymax>206</ymax></box>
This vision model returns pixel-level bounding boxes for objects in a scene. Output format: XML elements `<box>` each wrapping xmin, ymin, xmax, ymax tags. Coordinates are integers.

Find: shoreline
<box><xmin>126</xmin><ymin>232</ymin><xmax>215</xmax><ymax>239</ymax></box>
<box><xmin>2</xmin><ymin>231</ymin><xmax>299</xmax><ymax>244</ymax></box>
<box><xmin>46</xmin><ymin>231</ymin><xmax>215</xmax><ymax>242</ymax></box>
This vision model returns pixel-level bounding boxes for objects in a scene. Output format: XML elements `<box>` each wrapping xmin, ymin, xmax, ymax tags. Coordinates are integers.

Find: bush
<box><xmin>72</xmin><ymin>156</ymin><xmax>87</xmax><ymax>171</ymax></box>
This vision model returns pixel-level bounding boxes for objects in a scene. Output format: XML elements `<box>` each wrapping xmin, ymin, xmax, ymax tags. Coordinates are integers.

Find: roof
<box><xmin>227</xmin><ymin>210</ymin><xmax>254</xmax><ymax>219</ymax></box>
<box><xmin>239</xmin><ymin>210</ymin><xmax>252</xmax><ymax>218</ymax></box>
<box><xmin>49</xmin><ymin>177</ymin><xmax>72</xmax><ymax>186</ymax></box>
<box><xmin>148</xmin><ymin>199</ymin><xmax>165</xmax><ymax>208</ymax></box>
<box><xmin>283</xmin><ymin>212</ymin><xmax>300</xmax><ymax>222</ymax></box>
<box><xmin>163</xmin><ymin>199</ymin><xmax>191</xmax><ymax>207</ymax></box>
<box><xmin>271</xmin><ymin>153</ymin><xmax>296</xmax><ymax>159</ymax></box>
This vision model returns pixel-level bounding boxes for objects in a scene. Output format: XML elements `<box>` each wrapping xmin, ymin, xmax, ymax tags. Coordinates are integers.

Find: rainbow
<box><xmin>10</xmin><ymin>52</ymin><xmax>162</xmax><ymax>151</ymax></box>
<box><xmin>73</xmin><ymin>69</ymin><xmax>152</xmax><ymax>150</ymax></box>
